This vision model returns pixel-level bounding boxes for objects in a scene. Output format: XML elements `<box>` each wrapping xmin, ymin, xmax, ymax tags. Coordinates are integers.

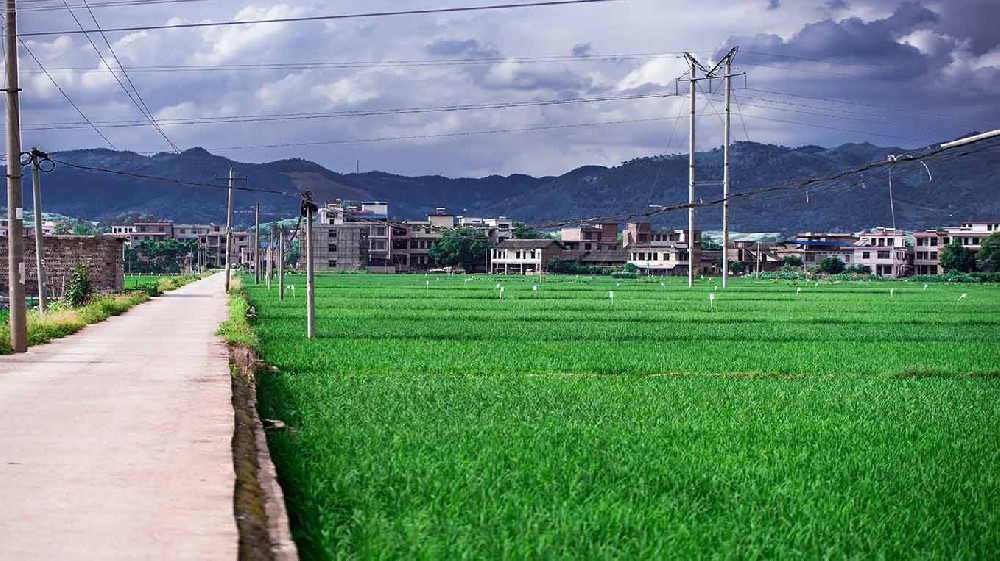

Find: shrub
<box><xmin>67</xmin><ymin>261</ymin><xmax>93</xmax><ymax>307</ymax></box>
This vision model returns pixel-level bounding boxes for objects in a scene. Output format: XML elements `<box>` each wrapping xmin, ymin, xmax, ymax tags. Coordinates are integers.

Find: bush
<box><xmin>67</xmin><ymin>261</ymin><xmax>93</xmax><ymax>307</ymax></box>
<box><xmin>611</xmin><ymin>272</ymin><xmax>639</xmax><ymax>279</ymax></box>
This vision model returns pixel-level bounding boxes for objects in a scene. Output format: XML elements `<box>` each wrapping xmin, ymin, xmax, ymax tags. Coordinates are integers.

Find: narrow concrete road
<box><xmin>0</xmin><ymin>273</ymin><xmax>237</xmax><ymax>560</ymax></box>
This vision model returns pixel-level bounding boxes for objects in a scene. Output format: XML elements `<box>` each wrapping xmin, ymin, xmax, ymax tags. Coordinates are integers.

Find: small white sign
<box><xmin>709</xmin><ymin>293</ymin><xmax>716</xmax><ymax>301</ymax></box>
<box><xmin>15</xmin><ymin>207</ymin><xmax>23</xmax><ymax>220</ymax></box>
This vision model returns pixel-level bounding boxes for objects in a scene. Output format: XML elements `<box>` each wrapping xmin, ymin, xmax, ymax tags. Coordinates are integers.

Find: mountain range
<box><xmin>25</xmin><ymin>137</ymin><xmax>1000</xmax><ymax>234</ymax></box>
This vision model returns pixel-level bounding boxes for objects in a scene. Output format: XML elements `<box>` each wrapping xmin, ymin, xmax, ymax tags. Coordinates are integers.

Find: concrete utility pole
<box><xmin>218</xmin><ymin>165</ymin><xmax>248</xmax><ymax>293</ymax></box>
<box><xmin>266</xmin><ymin>226</ymin><xmax>273</xmax><ymax>290</ymax></box>
<box><xmin>303</xmin><ymin>192</ymin><xmax>317</xmax><ymax>339</ymax></box>
<box><xmin>223</xmin><ymin>166</ymin><xmax>235</xmax><ymax>293</ymax></box>
<box><xmin>686</xmin><ymin>53</ymin><xmax>697</xmax><ymax>289</ymax></box>
<box><xmin>253</xmin><ymin>204</ymin><xmax>260</xmax><ymax>285</ymax></box>
<box><xmin>5</xmin><ymin>0</ymin><xmax>27</xmax><ymax>352</ymax></box>
<box><xmin>29</xmin><ymin>148</ymin><xmax>47</xmax><ymax>313</ymax></box>
<box><xmin>722</xmin><ymin>53</ymin><xmax>733</xmax><ymax>289</ymax></box>
<box><xmin>277</xmin><ymin>226</ymin><xmax>285</xmax><ymax>302</ymax></box>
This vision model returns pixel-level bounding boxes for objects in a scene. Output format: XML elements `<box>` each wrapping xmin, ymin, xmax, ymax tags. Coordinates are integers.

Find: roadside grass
<box><xmin>0</xmin><ymin>292</ymin><xmax>149</xmax><ymax>354</ymax></box>
<box><xmin>0</xmin><ymin>272</ymin><xmax>217</xmax><ymax>354</ymax></box>
<box><xmin>217</xmin><ymin>276</ymin><xmax>260</xmax><ymax>350</ymax></box>
<box><xmin>247</xmin><ymin>274</ymin><xmax>1000</xmax><ymax>558</ymax></box>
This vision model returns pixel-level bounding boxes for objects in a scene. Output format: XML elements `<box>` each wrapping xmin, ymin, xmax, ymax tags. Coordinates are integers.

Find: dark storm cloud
<box><xmin>935</xmin><ymin>0</ymin><xmax>1000</xmax><ymax>55</ymax></box>
<box><xmin>572</xmin><ymin>43</ymin><xmax>594</xmax><ymax>57</ymax></box>
<box><xmin>767</xmin><ymin>0</ymin><xmax>781</xmax><ymax>10</ymax></box>
<box><xmin>725</xmin><ymin>3</ymin><xmax>940</xmax><ymax>78</ymax></box>
<box><xmin>826</xmin><ymin>0</ymin><xmax>849</xmax><ymax>10</ymax></box>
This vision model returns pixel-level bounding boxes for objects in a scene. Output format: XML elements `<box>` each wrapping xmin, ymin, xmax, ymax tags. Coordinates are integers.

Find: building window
<box><xmin>931</xmin><ymin>238</ymin><xmax>938</xmax><ymax>246</ymax></box>
<box><xmin>329</xmin><ymin>244</ymin><xmax>338</xmax><ymax>253</ymax></box>
<box><xmin>328</xmin><ymin>260</ymin><xmax>337</xmax><ymax>268</ymax></box>
<box><xmin>329</xmin><ymin>230</ymin><xmax>338</xmax><ymax>238</ymax></box>
<box><xmin>862</xmin><ymin>252</ymin><xmax>871</xmax><ymax>259</ymax></box>
<box><xmin>877</xmin><ymin>251</ymin><xmax>890</xmax><ymax>259</ymax></box>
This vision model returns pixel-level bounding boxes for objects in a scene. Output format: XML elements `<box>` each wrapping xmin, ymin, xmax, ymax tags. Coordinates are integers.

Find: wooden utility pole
<box><xmin>29</xmin><ymin>148</ymin><xmax>47</xmax><ymax>313</ymax></box>
<box><xmin>5</xmin><ymin>0</ymin><xmax>27</xmax><ymax>352</ymax></box>
<box><xmin>253</xmin><ymin>203</ymin><xmax>260</xmax><ymax>285</ymax></box>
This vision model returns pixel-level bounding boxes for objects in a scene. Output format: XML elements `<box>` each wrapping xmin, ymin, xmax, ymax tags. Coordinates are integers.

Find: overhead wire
<box><xmin>58</xmin><ymin>0</ymin><xmax>180</xmax><ymax>151</ymax></box>
<box><xmin>20</xmin><ymin>0</ymin><xmax>624</xmax><ymax>37</ymax></box>
<box><xmin>14</xmin><ymin>36</ymin><xmax>117</xmax><ymax>148</ymax></box>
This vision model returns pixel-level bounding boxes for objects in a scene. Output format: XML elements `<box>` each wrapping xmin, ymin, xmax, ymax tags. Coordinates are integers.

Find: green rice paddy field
<box><xmin>248</xmin><ymin>274</ymin><xmax>1000</xmax><ymax>559</ymax></box>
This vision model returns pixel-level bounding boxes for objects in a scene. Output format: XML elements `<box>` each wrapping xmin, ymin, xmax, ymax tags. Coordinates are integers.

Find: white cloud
<box><xmin>11</xmin><ymin>0</ymin><xmax>998</xmax><ymax>176</ymax></box>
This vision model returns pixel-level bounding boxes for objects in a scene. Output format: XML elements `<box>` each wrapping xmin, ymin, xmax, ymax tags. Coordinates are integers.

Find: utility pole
<box><xmin>266</xmin><ymin>226</ymin><xmax>273</xmax><ymax>290</ymax></box>
<box><xmin>29</xmin><ymin>148</ymin><xmax>48</xmax><ymax>313</ymax></box>
<box><xmin>756</xmin><ymin>240</ymin><xmax>762</xmax><ymax>275</ymax></box>
<box><xmin>218</xmin><ymin>165</ymin><xmax>247</xmax><ymax>293</ymax></box>
<box><xmin>253</xmin><ymin>204</ymin><xmax>260</xmax><ymax>285</ymax></box>
<box><xmin>722</xmin><ymin>52</ymin><xmax>734</xmax><ymax>289</ymax></box>
<box><xmin>686</xmin><ymin>53</ymin><xmax>697</xmax><ymax>289</ymax></box>
<box><xmin>278</xmin><ymin>226</ymin><xmax>285</xmax><ymax>302</ymax></box>
<box><xmin>303</xmin><ymin>192</ymin><xmax>317</xmax><ymax>339</ymax></box>
<box><xmin>5</xmin><ymin>0</ymin><xmax>27</xmax><ymax>352</ymax></box>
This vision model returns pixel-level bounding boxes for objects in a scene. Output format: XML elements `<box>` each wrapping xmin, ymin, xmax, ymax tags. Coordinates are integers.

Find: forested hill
<box><xmin>34</xmin><ymin>138</ymin><xmax>999</xmax><ymax>233</ymax></box>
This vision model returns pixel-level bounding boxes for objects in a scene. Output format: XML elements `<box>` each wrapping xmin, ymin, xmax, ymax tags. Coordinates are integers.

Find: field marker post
<box><xmin>278</xmin><ymin>226</ymin><xmax>285</xmax><ymax>302</ymax></box>
<box><xmin>253</xmin><ymin>204</ymin><xmax>261</xmax><ymax>285</ymax></box>
<box><xmin>5</xmin><ymin>0</ymin><xmax>27</xmax><ymax>352</ymax></box>
<box><xmin>709</xmin><ymin>292</ymin><xmax>716</xmax><ymax>313</ymax></box>
<box><xmin>303</xmin><ymin>191</ymin><xmax>317</xmax><ymax>339</ymax></box>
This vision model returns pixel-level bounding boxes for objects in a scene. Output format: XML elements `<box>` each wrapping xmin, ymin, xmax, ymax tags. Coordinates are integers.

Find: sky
<box><xmin>11</xmin><ymin>0</ymin><xmax>1000</xmax><ymax>177</ymax></box>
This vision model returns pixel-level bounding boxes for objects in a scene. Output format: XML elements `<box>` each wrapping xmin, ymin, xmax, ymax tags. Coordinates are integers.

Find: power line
<box><xmin>20</xmin><ymin>52</ymin><xmax>684</xmax><ymax>73</ymax></box>
<box><xmin>50</xmin><ymin>158</ymin><xmax>300</xmax><ymax>197</ymax></box>
<box><xmin>59</xmin><ymin>0</ymin><xmax>180</xmax><ymax>151</ymax></box>
<box><xmin>16</xmin><ymin>37</ymin><xmax>117</xmax><ymax>148</ymax></box>
<box><xmin>20</xmin><ymin>0</ymin><xmax>623</xmax><ymax>37</ymax></box>
<box><xmin>79</xmin><ymin>0</ymin><xmax>176</xmax><ymax>150</ymax></box>
<box><xmin>16</xmin><ymin>0</ymin><xmax>215</xmax><ymax>11</ymax></box>
<box><xmin>9</xmin><ymin>90</ymin><xmax>677</xmax><ymax>131</ymax></box>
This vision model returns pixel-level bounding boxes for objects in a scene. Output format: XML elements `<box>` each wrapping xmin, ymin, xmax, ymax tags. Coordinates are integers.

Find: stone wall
<box><xmin>0</xmin><ymin>235</ymin><xmax>125</xmax><ymax>296</ymax></box>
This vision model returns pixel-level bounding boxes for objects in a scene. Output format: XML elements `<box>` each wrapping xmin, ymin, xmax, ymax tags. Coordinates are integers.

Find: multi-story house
<box><xmin>458</xmin><ymin>216</ymin><xmax>515</xmax><ymax>242</ymax></box>
<box><xmin>624</xmin><ymin>223</ymin><xmax>704</xmax><ymax>276</ymax></box>
<box><xmin>311</xmin><ymin>223</ymin><xmax>369</xmax><ymax>272</ymax></box>
<box><xmin>490</xmin><ymin>239</ymin><xmax>564</xmax><ymax>275</ymax></box>
<box><xmin>912</xmin><ymin>221</ymin><xmax>998</xmax><ymax>274</ymax></box>
<box><xmin>128</xmin><ymin>222</ymin><xmax>174</xmax><ymax>244</ymax></box>
<box><xmin>561</xmin><ymin>223</ymin><xmax>620</xmax><ymax>252</ymax></box>
<box><xmin>319</xmin><ymin>201</ymin><xmax>393</xmax><ymax>269</ymax></box>
<box><xmin>853</xmin><ymin>227</ymin><xmax>912</xmax><ymax>278</ymax></box>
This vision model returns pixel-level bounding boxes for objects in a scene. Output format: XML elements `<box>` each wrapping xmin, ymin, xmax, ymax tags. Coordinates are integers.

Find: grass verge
<box><xmin>0</xmin><ymin>271</ymin><xmax>216</xmax><ymax>355</ymax></box>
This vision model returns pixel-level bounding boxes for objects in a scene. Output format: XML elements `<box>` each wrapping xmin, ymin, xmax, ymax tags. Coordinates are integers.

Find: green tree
<box><xmin>428</xmin><ymin>228</ymin><xmax>490</xmax><ymax>271</ymax></box>
<box><xmin>940</xmin><ymin>241</ymin><xmax>978</xmax><ymax>273</ymax></box>
<box><xmin>783</xmin><ymin>255</ymin><xmax>803</xmax><ymax>267</ymax></box>
<box><xmin>623</xmin><ymin>262</ymin><xmax>638</xmax><ymax>273</ymax></box>
<box><xmin>976</xmin><ymin>232</ymin><xmax>1000</xmax><ymax>271</ymax></box>
<box><xmin>818</xmin><ymin>257</ymin><xmax>846</xmax><ymax>274</ymax></box>
<box><xmin>127</xmin><ymin>239</ymin><xmax>198</xmax><ymax>274</ymax></box>
<box><xmin>512</xmin><ymin>222</ymin><xmax>548</xmax><ymax>240</ymax></box>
